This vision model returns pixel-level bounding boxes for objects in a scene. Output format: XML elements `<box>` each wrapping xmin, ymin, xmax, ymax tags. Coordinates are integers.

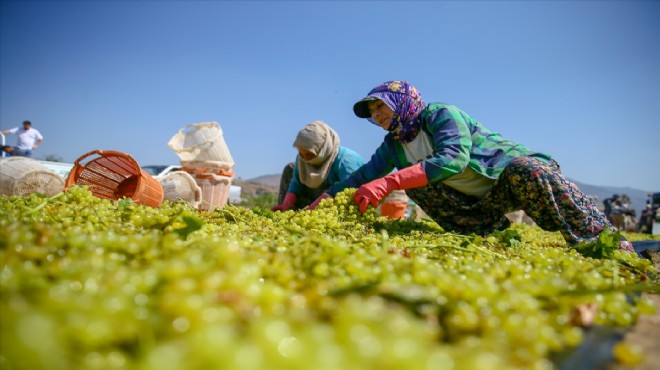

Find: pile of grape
<box><xmin>0</xmin><ymin>187</ymin><xmax>657</xmax><ymax>370</ymax></box>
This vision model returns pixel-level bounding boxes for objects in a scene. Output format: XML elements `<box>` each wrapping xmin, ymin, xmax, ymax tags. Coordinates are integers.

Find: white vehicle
<box><xmin>228</xmin><ymin>185</ymin><xmax>243</xmax><ymax>204</ymax></box>
<box><xmin>141</xmin><ymin>165</ymin><xmax>182</xmax><ymax>178</ymax></box>
<box><xmin>40</xmin><ymin>160</ymin><xmax>75</xmax><ymax>178</ymax></box>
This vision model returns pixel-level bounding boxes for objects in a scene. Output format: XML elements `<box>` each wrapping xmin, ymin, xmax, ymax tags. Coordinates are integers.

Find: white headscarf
<box><xmin>293</xmin><ymin>121</ymin><xmax>340</xmax><ymax>189</ymax></box>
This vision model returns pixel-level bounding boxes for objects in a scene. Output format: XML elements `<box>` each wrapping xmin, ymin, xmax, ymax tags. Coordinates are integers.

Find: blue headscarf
<box><xmin>357</xmin><ymin>81</ymin><xmax>426</xmax><ymax>143</ymax></box>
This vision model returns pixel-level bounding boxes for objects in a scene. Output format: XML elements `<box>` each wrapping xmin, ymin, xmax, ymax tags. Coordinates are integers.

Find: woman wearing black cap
<box><xmin>318</xmin><ymin>80</ymin><xmax>633</xmax><ymax>252</ymax></box>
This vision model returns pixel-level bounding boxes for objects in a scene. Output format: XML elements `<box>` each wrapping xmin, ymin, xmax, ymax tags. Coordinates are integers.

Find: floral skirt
<box><xmin>405</xmin><ymin>157</ymin><xmax>613</xmax><ymax>245</ymax></box>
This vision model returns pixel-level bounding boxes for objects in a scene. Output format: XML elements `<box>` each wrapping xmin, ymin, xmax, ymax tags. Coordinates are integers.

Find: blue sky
<box><xmin>1</xmin><ymin>0</ymin><xmax>658</xmax><ymax>191</ymax></box>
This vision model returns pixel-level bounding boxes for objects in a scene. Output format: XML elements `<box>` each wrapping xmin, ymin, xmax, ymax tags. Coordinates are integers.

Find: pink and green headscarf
<box><xmin>353</xmin><ymin>80</ymin><xmax>426</xmax><ymax>143</ymax></box>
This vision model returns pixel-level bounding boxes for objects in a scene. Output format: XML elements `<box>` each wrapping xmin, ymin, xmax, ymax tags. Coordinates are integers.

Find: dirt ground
<box><xmin>607</xmin><ymin>251</ymin><xmax>660</xmax><ymax>370</ymax></box>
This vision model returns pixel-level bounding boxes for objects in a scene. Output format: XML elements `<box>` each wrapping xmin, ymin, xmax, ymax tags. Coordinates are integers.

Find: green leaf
<box><xmin>493</xmin><ymin>229</ymin><xmax>523</xmax><ymax>248</ymax></box>
<box><xmin>251</xmin><ymin>206</ymin><xmax>274</xmax><ymax>219</ymax></box>
<box><xmin>118</xmin><ymin>198</ymin><xmax>133</xmax><ymax>209</ymax></box>
<box><xmin>572</xmin><ymin>227</ymin><xmax>621</xmax><ymax>259</ymax></box>
<box><xmin>174</xmin><ymin>215</ymin><xmax>205</xmax><ymax>239</ymax></box>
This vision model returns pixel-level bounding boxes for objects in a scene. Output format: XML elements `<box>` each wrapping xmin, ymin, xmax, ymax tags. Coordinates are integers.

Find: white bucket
<box><xmin>0</xmin><ymin>157</ymin><xmax>65</xmax><ymax>196</ymax></box>
<box><xmin>158</xmin><ymin>171</ymin><xmax>202</xmax><ymax>208</ymax></box>
<box><xmin>168</xmin><ymin>122</ymin><xmax>234</xmax><ymax>170</ymax></box>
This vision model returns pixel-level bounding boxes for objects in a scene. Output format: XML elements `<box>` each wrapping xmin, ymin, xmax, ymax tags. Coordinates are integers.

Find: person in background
<box><xmin>602</xmin><ymin>194</ymin><xmax>619</xmax><ymax>224</ymax></box>
<box><xmin>604</xmin><ymin>194</ymin><xmax>636</xmax><ymax>231</ymax></box>
<box><xmin>1</xmin><ymin>120</ymin><xmax>43</xmax><ymax>157</ymax></box>
<box><xmin>317</xmin><ymin>80</ymin><xmax>633</xmax><ymax>252</ymax></box>
<box><xmin>272</xmin><ymin>121</ymin><xmax>364</xmax><ymax>211</ymax></box>
<box><xmin>2</xmin><ymin>145</ymin><xmax>15</xmax><ymax>157</ymax></box>
<box><xmin>638</xmin><ymin>192</ymin><xmax>660</xmax><ymax>234</ymax></box>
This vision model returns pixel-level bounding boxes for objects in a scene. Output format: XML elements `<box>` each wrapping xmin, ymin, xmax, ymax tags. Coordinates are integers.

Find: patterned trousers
<box><xmin>405</xmin><ymin>157</ymin><xmax>613</xmax><ymax>245</ymax></box>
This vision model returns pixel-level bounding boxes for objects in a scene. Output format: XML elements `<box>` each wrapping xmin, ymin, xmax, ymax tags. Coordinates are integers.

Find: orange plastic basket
<box><xmin>65</xmin><ymin>149</ymin><xmax>164</xmax><ymax>207</ymax></box>
<box><xmin>380</xmin><ymin>202</ymin><xmax>407</xmax><ymax>219</ymax></box>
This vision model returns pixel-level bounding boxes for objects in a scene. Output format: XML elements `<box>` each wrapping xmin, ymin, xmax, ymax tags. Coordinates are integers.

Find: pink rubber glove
<box><xmin>271</xmin><ymin>192</ymin><xmax>297</xmax><ymax>211</ymax></box>
<box><xmin>353</xmin><ymin>163</ymin><xmax>428</xmax><ymax>213</ymax></box>
<box><xmin>307</xmin><ymin>193</ymin><xmax>331</xmax><ymax>210</ymax></box>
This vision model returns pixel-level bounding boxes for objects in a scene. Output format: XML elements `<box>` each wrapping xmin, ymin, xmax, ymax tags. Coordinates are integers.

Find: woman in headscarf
<box><xmin>319</xmin><ymin>80</ymin><xmax>633</xmax><ymax>252</ymax></box>
<box><xmin>271</xmin><ymin>121</ymin><xmax>364</xmax><ymax>211</ymax></box>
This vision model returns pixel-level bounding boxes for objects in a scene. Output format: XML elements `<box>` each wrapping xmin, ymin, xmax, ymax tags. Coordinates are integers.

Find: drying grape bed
<box><xmin>0</xmin><ymin>187</ymin><xmax>657</xmax><ymax>370</ymax></box>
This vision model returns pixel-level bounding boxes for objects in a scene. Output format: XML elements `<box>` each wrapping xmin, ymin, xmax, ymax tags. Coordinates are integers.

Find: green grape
<box><xmin>0</xmin><ymin>186</ymin><xmax>655</xmax><ymax>370</ymax></box>
<box><xmin>612</xmin><ymin>342</ymin><xmax>644</xmax><ymax>366</ymax></box>
<box><xmin>636</xmin><ymin>297</ymin><xmax>656</xmax><ymax>315</ymax></box>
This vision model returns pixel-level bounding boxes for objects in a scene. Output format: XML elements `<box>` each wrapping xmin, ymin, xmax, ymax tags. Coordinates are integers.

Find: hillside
<box><xmin>247</xmin><ymin>174</ymin><xmax>281</xmax><ymax>188</ymax></box>
<box><xmin>233</xmin><ymin>177</ymin><xmax>278</xmax><ymax>198</ymax></box>
<box><xmin>570</xmin><ymin>179</ymin><xmax>651</xmax><ymax>217</ymax></box>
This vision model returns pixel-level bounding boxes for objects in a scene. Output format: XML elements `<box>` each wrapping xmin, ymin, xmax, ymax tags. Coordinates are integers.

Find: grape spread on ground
<box><xmin>0</xmin><ymin>187</ymin><xmax>657</xmax><ymax>370</ymax></box>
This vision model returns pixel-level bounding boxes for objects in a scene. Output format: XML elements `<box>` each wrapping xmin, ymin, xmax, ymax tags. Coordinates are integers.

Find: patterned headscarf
<box><xmin>355</xmin><ymin>81</ymin><xmax>426</xmax><ymax>143</ymax></box>
<box><xmin>292</xmin><ymin>121</ymin><xmax>340</xmax><ymax>189</ymax></box>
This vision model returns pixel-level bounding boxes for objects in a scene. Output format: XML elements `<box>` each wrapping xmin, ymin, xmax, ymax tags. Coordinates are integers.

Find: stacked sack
<box><xmin>167</xmin><ymin>122</ymin><xmax>235</xmax><ymax>211</ymax></box>
<box><xmin>0</xmin><ymin>157</ymin><xmax>65</xmax><ymax>196</ymax></box>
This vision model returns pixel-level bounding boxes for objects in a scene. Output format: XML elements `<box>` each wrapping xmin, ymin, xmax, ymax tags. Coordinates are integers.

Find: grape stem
<box><xmin>215</xmin><ymin>208</ymin><xmax>246</xmax><ymax>223</ymax></box>
<box><xmin>23</xmin><ymin>192</ymin><xmax>65</xmax><ymax>215</ymax></box>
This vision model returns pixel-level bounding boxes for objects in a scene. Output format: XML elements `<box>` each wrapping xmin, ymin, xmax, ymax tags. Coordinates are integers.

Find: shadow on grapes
<box><xmin>372</xmin><ymin>217</ymin><xmax>445</xmax><ymax>236</ymax></box>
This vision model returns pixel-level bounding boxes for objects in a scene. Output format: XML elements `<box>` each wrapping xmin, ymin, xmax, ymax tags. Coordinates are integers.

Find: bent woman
<box><xmin>272</xmin><ymin>121</ymin><xmax>364</xmax><ymax>211</ymax></box>
<box><xmin>324</xmin><ymin>81</ymin><xmax>632</xmax><ymax>251</ymax></box>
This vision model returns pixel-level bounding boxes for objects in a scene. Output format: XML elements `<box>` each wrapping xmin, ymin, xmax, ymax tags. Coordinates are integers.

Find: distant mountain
<box><xmin>244</xmin><ymin>174</ymin><xmax>652</xmax><ymax>218</ymax></box>
<box><xmin>233</xmin><ymin>178</ymin><xmax>278</xmax><ymax>198</ymax></box>
<box><xmin>248</xmin><ymin>174</ymin><xmax>281</xmax><ymax>188</ymax></box>
<box><xmin>570</xmin><ymin>179</ymin><xmax>650</xmax><ymax>218</ymax></box>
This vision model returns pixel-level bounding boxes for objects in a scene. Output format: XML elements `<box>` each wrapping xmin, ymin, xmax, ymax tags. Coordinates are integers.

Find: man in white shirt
<box><xmin>1</xmin><ymin>120</ymin><xmax>43</xmax><ymax>157</ymax></box>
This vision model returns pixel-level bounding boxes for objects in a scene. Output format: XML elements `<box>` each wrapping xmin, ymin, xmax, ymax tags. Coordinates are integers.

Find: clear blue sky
<box><xmin>1</xmin><ymin>1</ymin><xmax>658</xmax><ymax>191</ymax></box>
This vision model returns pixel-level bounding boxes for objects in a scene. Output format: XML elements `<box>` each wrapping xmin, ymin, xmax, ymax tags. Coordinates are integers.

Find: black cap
<box><xmin>353</xmin><ymin>96</ymin><xmax>378</xmax><ymax>118</ymax></box>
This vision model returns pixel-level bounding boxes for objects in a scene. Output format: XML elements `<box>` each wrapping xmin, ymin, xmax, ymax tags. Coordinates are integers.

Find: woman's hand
<box><xmin>307</xmin><ymin>193</ymin><xmax>330</xmax><ymax>210</ymax></box>
<box><xmin>353</xmin><ymin>178</ymin><xmax>391</xmax><ymax>213</ymax></box>
<box><xmin>271</xmin><ymin>192</ymin><xmax>297</xmax><ymax>212</ymax></box>
<box><xmin>353</xmin><ymin>164</ymin><xmax>428</xmax><ymax>213</ymax></box>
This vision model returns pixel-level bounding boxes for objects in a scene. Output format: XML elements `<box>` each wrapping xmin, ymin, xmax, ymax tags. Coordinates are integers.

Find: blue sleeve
<box><xmin>328</xmin><ymin>141</ymin><xmax>396</xmax><ymax>196</ymax></box>
<box><xmin>327</xmin><ymin>147</ymin><xmax>365</xmax><ymax>185</ymax></box>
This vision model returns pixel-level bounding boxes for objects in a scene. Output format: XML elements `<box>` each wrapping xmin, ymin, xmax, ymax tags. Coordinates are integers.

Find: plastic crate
<box><xmin>65</xmin><ymin>150</ymin><xmax>164</xmax><ymax>208</ymax></box>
